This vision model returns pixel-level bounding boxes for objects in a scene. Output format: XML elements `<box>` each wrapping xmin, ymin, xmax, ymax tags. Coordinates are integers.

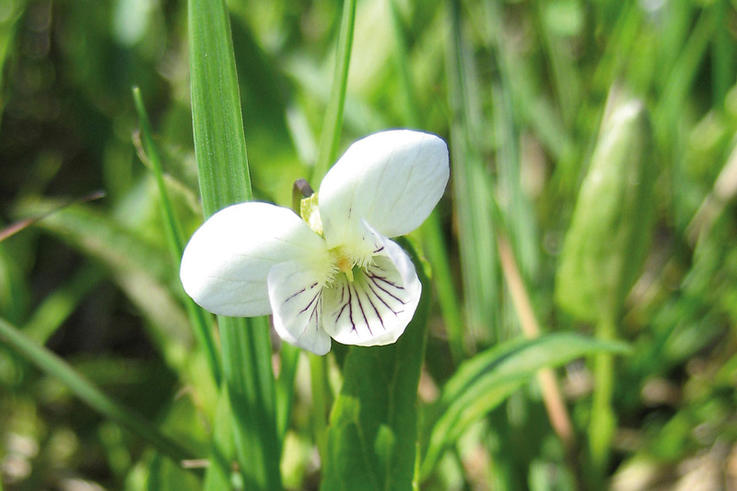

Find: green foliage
<box><xmin>556</xmin><ymin>93</ymin><xmax>656</xmax><ymax>323</ymax></box>
<box><xmin>0</xmin><ymin>317</ymin><xmax>192</xmax><ymax>463</ymax></box>
<box><xmin>421</xmin><ymin>333</ymin><xmax>630</xmax><ymax>477</ymax></box>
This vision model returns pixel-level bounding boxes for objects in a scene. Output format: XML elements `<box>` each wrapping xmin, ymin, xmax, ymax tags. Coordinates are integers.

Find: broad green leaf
<box><xmin>320</xmin><ymin>239</ymin><xmax>430</xmax><ymax>491</ymax></box>
<box><xmin>421</xmin><ymin>333</ymin><xmax>631</xmax><ymax>477</ymax></box>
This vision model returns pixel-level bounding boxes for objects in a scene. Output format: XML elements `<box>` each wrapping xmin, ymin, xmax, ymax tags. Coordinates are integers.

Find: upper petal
<box><xmin>180</xmin><ymin>202</ymin><xmax>329</xmax><ymax>317</ymax></box>
<box><xmin>321</xmin><ymin>235</ymin><xmax>421</xmax><ymax>347</ymax></box>
<box><xmin>318</xmin><ymin>129</ymin><xmax>449</xmax><ymax>248</ymax></box>
<box><xmin>268</xmin><ymin>260</ymin><xmax>331</xmax><ymax>355</ymax></box>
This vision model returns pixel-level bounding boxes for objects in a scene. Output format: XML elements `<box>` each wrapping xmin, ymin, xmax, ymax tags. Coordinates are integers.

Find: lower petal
<box><xmin>322</xmin><ymin>237</ymin><xmax>421</xmax><ymax>347</ymax></box>
<box><xmin>268</xmin><ymin>260</ymin><xmax>331</xmax><ymax>355</ymax></box>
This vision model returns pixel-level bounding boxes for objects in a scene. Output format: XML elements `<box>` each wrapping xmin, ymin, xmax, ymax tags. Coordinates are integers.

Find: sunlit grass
<box><xmin>2</xmin><ymin>0</ymin><xmax>737</xmax><ymax>489</ymax></box>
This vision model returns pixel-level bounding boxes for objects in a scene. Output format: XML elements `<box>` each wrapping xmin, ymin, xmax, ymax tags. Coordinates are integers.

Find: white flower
<box><xmin>180</xmin><ymin>129</ymin><xmax>449</xmax><ymax>355</ymax></box>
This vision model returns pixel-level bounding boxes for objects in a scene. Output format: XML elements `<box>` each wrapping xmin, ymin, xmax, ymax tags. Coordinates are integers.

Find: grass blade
<box><xmin>23</xmin><ymin>263</ymin><xmax>104</xmax><ymax>344</ymax></box>
<box><xmin>133</xmin><ymin>86</ymin><xmax>222</xmax><ymax>388</ymax></box>
<box><xmin>446</xmin><ymin>0</ymin><xmax>499</xmax><ymax>343</ymax></box>
<box><xmin>23</xmin><ymin>202</ymin><xmax>193</xmax><ymax>371</ymax></box>
<box><xmin>312</xmin><ymin>0</ymin><xmax>357</xmax><ymax>181</ymax></box>
<box><xmin>389</xmin><ymin>0</ymin><xmax>465</xmax><ymax>363</ymax></box>
<box><xmin>0</xmin><ymin>316</ymin><xmax>193</xmax><ymax>463</ymax></box>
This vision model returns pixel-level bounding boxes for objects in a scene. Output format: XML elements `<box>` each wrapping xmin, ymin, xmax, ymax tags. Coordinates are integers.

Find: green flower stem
<box><xmin>389</xmin><ymin>0</ymin><xmax>464</xmax><ymax>363</ymax></box>
<box><xmin>419</xmin><ymin>215</ymin><xmax>464</xmax><ymax>362</ymax></box>
<box><xmin>132</xmin><ymin>86</ymin><xmax>221</xmax><ymax>388</ymax></box>
<box><xmin>276</xmin><ymin>342</ymin><xmax>300</xmax><ymax>440</ymax></box>
<box><xmin>0</xmin><ymin>317</ymin><xmax>193</xmax><ymax>463</ymax></box>
<box><xmin>306</xmin><ymin>0</ymin><xmax>356</xmax><ymax>467</ymax></box>
<box><xmin>218</xmin><ymin>317</ymin><xmax>281</xmax><ymax>489</ymax></box>
<box><xmin>203</xmin><ymin>393</ymin><xmax>236</xmax><ymax>491</ymax></box>
<box><xmin>188</xmin><ymin>0</ymin><xmax>281</xmax><ymax>487</ymax></box>
<box><xmin>309</xmin><ymin>352</ymin><xmax>330</xmax><ymax>459</ymax></box>
<box><xmin>312</xmin><ymin>0</ymin><xmax>356</xmax><ymax>181</ymax></box>
<box><xmin>589</xmin><ymin>314</ymin><xmax>617</xmax><ymax>476</ymax></box>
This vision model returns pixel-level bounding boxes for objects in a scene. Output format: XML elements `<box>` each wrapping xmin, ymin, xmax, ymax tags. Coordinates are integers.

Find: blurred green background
<box><xmin>3</xmin><ymin>0</ymin><xmax>737</xmax><ymax>489</ymax></box>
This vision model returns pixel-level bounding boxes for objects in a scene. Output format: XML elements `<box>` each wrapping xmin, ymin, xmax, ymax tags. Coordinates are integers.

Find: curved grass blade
<box><xmin>420</xmin><ymin>333</ymin><xmax>631</xmax><ymax>478</ymax></box>
<box><xmin>23</xmin><ymin>263</ymin><xmax>104</xmax><ymax>344</ymax></box>
<box><xmin>0</xmin><ymin>316</ymin><xmax>194</xmax><ymax>464</ymax></box>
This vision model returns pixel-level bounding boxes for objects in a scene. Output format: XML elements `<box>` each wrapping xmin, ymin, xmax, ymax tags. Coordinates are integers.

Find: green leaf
<box><xmin>188</xmin><ymin>0</ymin><xmax>252</xmax><ymax>214</ymax></box>
<box><xmin>145</xmin><ymin>452</ymin><xmax>201</xmax><ymax>491</ymax></box>
<box><xmin>320</xmin><ymin>239</ymin><xmax>430</xmax><ymax>491</ymax></box>
<box><xmin>420</xmin><ymin>333</ymin><xmax>631</xmax><ymax>477</ymax></box>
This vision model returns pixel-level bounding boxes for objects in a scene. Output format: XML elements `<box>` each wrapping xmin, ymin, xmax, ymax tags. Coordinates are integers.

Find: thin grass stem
<box><xmin>312</xmin><ymin>0</ymin><xmax>357</xmax><ymax>181</ymax></box>
<box><xmin>132</xmin><ymin>86</ymin><xmax>222</xmax><ymax>388</ymax></box>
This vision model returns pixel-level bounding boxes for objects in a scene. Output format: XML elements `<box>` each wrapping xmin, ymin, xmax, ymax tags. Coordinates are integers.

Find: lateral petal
<box><xmin>267</xmin><ymin>260</ymin><xmax>331</xmax><ymax>355</ymax></box>
<box><xmin>322</xmin><ymin>237</ymin><xmax>421</xmax><ymax>347</ymax></box>
<box><xmin>180</xmin><ymin>202</ymin><xmax>329</xmax><ymax>317</ymax></box>
<box><xmin>318</xmin><ymin>129</ymin><xmax>449</xmax><ymax>248</ymax></box>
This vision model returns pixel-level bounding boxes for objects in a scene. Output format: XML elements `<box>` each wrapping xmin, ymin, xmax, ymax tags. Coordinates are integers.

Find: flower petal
<box><xmin>267</xmin><ymin>260</ymin><xmax>331</xmax><ymax>355</ymax></box>
<box><xmin>180</xmin><ymin>202</ymin><xmax>329</xmax><ymax>317</ymax></box>
<box><xmin>321</xmin><ymin>236</ymin><xmax>421</xmax><ymax>347</ymax></box>
<box><xmin>318</xmin><ymin>129</ymin><xmax>449</xmax><ymax>249</ymax></box>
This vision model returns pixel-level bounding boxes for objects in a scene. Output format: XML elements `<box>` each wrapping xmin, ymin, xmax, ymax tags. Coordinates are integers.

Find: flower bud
<box><xmin>555</xmin><ymin>92</ymin><xmax>656</xmax><ymax>322</ymax></box>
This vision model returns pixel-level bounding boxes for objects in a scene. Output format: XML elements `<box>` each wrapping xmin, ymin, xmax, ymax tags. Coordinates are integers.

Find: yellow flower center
<box><xmin>331</xmin><ymin>248</ymin><xmax>355</xmax><ymax>282</ymax></box>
